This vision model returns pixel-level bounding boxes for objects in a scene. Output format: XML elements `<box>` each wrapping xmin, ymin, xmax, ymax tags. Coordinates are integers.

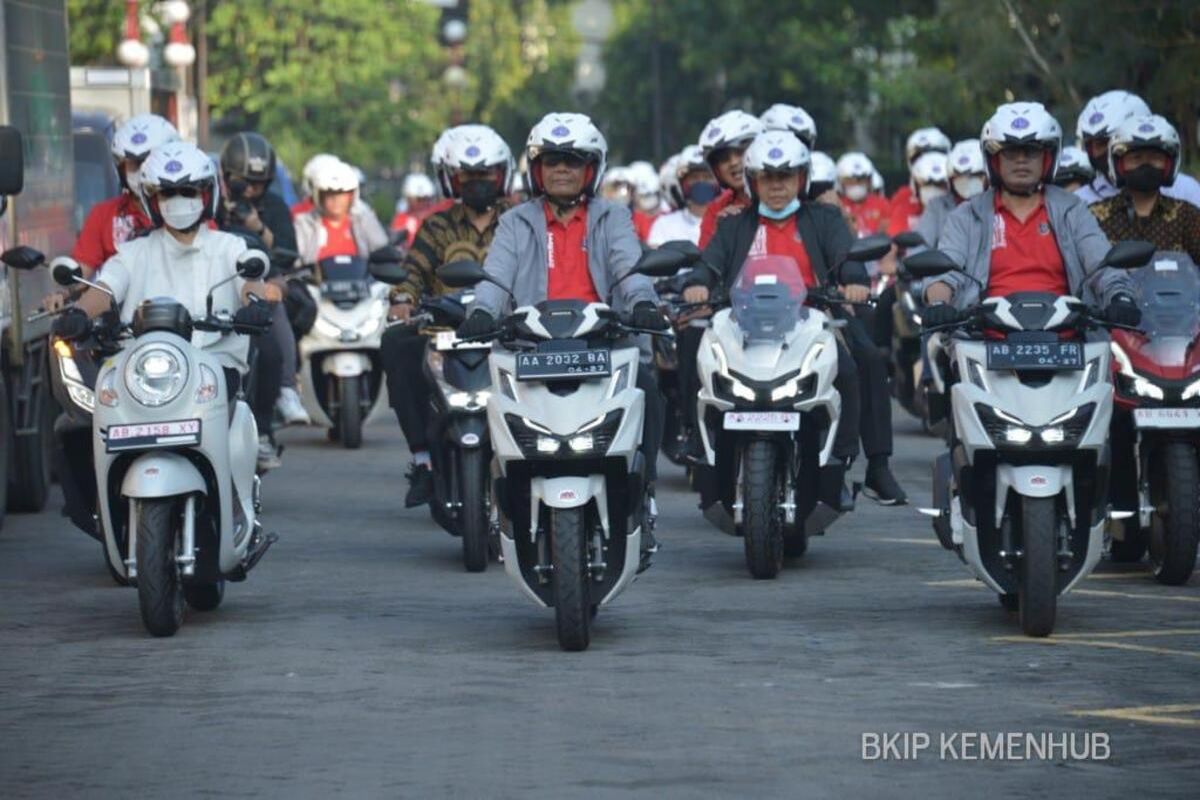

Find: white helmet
<box><xmin>111</xmin><ymin>113</ymin><xmax>179</xmax><ymax>163</ymax></box>
<box><xmin>808</xmin><ymin>151</ymin><xmax>837</xmax><ymax>196</ymax></box>
<box><xmin>911</xmin><ymin>151</ymin><xmax>949</xmax><ymax>185</ymax></box>
<box><xmin>402</xmin><ymin>173</ymin><xmax>436</xmax><ymax>200</ymax></box>
<box><xmin>836</xmin><ymin>152</ymin><xmax>874</xmax><ymax>182</ymax></box>
<box><xmin>1053</xmin><ymin>146</ymin><xmax>1094</xmax><ymax>186</ymax></box>
<box><xmin>445</xmin><ymin>124</ymin><xmax>513</xmax><ymax>197</ymax></box>
<box><xmin>525</xmin><ymin>112</ymin><xmax>608</xmax><ymax>197</ymax></box>
<box><xmin>1109</xmin><ymin>114</ymin><xmax>1182</xmax><ymax>188</ymax></box>
<box><xmin>980</xmin><ymin>102</ymin><xmax>1062</xmax><ymax>186</ymax></box>
<box><xmin>759</xmin><ymin>103</ymin><xmax>818</xmax><ymax>148</ymax></box>
<box><xmin>659</xmin><ymin>154</ymin><xmax>683</xmax><ymax>209</ymax></box>
<box><xmin>627</xmin><ymin>160</ymin><xmax>661</xmax><ymax>211</ymax></box>
<box><xmin>311</xmin><ymin>158</ymin><xmax>360</xmax><ymax>207</ymax></box>
<box><xmin>431</xmin><ymin>127</ymin><xmax>461</xmax><ymax>197</ymax></box>
<box><xmin>302</xmin><ymin>153</ymin><xmax>341</xmax><ymax>199</ymax></box>
<box><xmin>947</xmin><ymin>139</ymin><xmax>985</xmax><ymax>177</ymax></box>
<box><xmin>871</xmin><ymin>168</ymin><xmax>884</xmax><ymax>194</ymax></box>
<box><xmin>699</xmin><ymin>110</ymin><xmax>765</xmax><ymax>167</ymax></box>
<box><xmin>139</xmin><ymin>141</ymin><xmax>219</xmax><ymax>229</ymax></box>
<box><xmin>1076</xmin><ymin>90</ymin><xmax>1151</xmax><ymax>145</ymax></box>
<box><xmin>742</xmin><ymin>130</ymin><xmax>811</xmax><ymax>197</ymax></box>
<box><xmin>668</xmin><ymin>145</ymin><xmax>710</xmax><ymax>207</ymax></box>
<box><xmin>905</xmin><ymin>127</ymin><xmax>951</xmax><ymax>164</ymax></box>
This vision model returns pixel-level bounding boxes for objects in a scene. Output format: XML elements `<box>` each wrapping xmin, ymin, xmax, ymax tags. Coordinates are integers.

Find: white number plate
<box><xmin>1133</xmin><ymin>408</ymin><xmax>1200</xmax><ymax>429</ymax></box>
<box><xmin>106</xmin><ymin>419</ymin><xmax>202</xmax><ymax>452</ymax></box>
<box><xmin>723</xmin><ymin>411</ymin><xmax>800</xmax><ymax>431</ymax></box>
<box><xmin>435</xmin><ymin>330</ymin><xmax>490</xmax><ymax>351</ymax></box>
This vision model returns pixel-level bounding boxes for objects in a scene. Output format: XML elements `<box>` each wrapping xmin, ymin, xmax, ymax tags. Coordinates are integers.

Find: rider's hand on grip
<box><xmin>52</xmin><ymin>308</ymin><xmax>91</xmax><ymax>341</ymax></box>
<box><xmin>922</xmin><ymin>303</ymin><xmax>962</xmax><ymax>329</ymax></box>
<box><xmin>233</xmin><ymin>300</ymin><xmax>274</xmax><ymax>332</ymax></box>
<box><xmin>1103</xmin><ymin>294</ymin><xmax>1141</xmax><ymax>327</ymax></box>
<box><xmin>457</xmin><ymin>308</ymin><xmax>498</xmax><ymax>339</ymax></box>
<box><xmin>627</xmin><ymin>301</ymin><xmax>669</xmax><ymax>331</ymax></box>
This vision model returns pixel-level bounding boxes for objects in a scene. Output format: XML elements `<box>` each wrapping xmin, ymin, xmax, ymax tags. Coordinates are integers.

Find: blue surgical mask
<box><xmin>685</xmin><ymin>181</ymin><xmax>720</xmax><ymax>204</ymax></box>
<box><xmin>758</xmin><ymin>198</ymin><xmax>800</xmax><ymax>220</ymax></box>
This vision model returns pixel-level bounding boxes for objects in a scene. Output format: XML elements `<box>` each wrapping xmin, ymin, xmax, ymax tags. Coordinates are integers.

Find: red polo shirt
<box><xmin>886</xmin><ymin>187</ymin><xmax>924</xmax><ymax>235</ymax></box>
<box><xmin>544</xmin><ymin>201</ymin><xmax>599</xmax><ymax>302</ymax></box>
<box><xmin>748</xmin><ymin>214</ymin><xmax>816</xmax><ymax>288</ymax></box>
<box><xmin>73</xmin><ymin>193</ymin><xmax>152</xmax><ymax>269</ymax></box>
<box><xmin>986</xmin><ymin>192</ymin><xmax>1067</xmax><ymax>298</ymax></box>
<box><xmin>841</xmin><ymin>194</ymin><xmax>891</xmax><ymax>237</ymax></box>
<box><xmin>317</xmin><ymin>217</ymin><xmax>358</xmax><ymax>261</ymax></box>
<box><xmin>698</xmin><ymin>188</ymin><xmax>749</xmax><ymax>248</ymax></box>
<box><xmin>633</xmin><ymin>209</ymin><xmax>658</xmax><ymax>242</ymax></box>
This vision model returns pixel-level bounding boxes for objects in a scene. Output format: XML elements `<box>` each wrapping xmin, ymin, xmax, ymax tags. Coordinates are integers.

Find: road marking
<box><xmin>991</xmin><ymin>629</ymin><xmax>1200</xmax><ymax>660</ymax></box>
<box><xmin>924</xmin><ymin>579</ymin><xmax>1200</xmax><ymax>604</ymax></box>
<box><xmin>1070</xmin><ymin>704</ymin><xmax>1200</xmax><ymax>728</ymax></box>
<box><xmin>872</xmin><ymin>537</ymin><xmax>940</xmax><ymax>546</ymax></box>
<box><xmin>1052</xmin><ymin>629</ymin><xmax>1200</xmax><ymax>639</ymax></box>
<box><xmin>1085</xmin><ymin>571</ymin><xmax>1153</xmax><ymax>580</ymax></box>
<box><xmin>925</xmin><ymin>579</ymin><xmax>984</xmax><ymax>587</ymax></box>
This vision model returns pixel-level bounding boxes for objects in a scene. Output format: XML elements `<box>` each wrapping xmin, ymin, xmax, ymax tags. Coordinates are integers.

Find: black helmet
<box><xmin>220</xmin><ymin>132</ymin><xmax>277</xmax><ymax>184</ymax></box>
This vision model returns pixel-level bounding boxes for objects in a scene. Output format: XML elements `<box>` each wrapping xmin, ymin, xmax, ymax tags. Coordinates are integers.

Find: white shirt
<box><xmin>647</xmin><ymin>208</ymin><xmax>703</xmax><ymax>247</ymax></box>
<box><xmin>1075</xmin><ymin>172</ymin><xmax>1200</xmax><ymax>209</ymax></box>
<box><xmin>100</xmin><ymin>226</ymin><xmax>250</xmax><ymax>370</ymax></box>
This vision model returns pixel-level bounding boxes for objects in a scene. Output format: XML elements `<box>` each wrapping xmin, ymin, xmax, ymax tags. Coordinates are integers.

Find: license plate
<box><xmin>435</xmin><ymin>330</ymin><xmax>490</xmax><ymax>351</ymax></box>
<box><xmin>1133</xmin><ymin>408</ymin><xmax>1200</xmax><ymax>429</ymax></box>
<box><xmin>985</xmin><ymin>341</ymin><xmax>1083</xmax><ymax>370</ymax></box>
<box><xmin>106</xmin><ymin>419</ymin><xmax>202</xmax><ymax>452</ymax></box>
<box><xmin>723</xmin><ymin>411</ymin><xmax>800</xmax><ymax>431</ymax></box>
<box><xmin>515</xmin><ymin>349</ymin><xmax>611</xmax><ymax>381</ymax></box>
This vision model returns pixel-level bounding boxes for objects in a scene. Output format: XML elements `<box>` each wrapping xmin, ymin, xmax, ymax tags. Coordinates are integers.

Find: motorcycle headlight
<box><xmin>505</xmin><ymin>410</ymin><xmax>622</xmax><ymax>457</ymax></box>
<box><xmin>124</xmin><ymin>344</ymin><xmax>187</xmax><ymax>407</ymax></box>
<box><xmin>97</xmin><ymin>369</ymin><xmax>119</xmax><ymax>407</ymax></box>
<box><xmin>1111</xmin><ymin>341</ymin><xmax>1164</xmax><ymax>399</ymax></box>
<box><xmin>1182</xmin><ymin>378</ymin><xmax>1200</xmax><ymax>401</ymax></box>
<box><xmin>447</xmin><ymin>390</ymin><xmax>490</xmax><ymax>410</ymax></box>
<box><xmin>356</xmin><ymin>309</ymin><xmax>384</xmax><ymax>337</ymax></box>
<box><xmin>314</xmin><ymin>315</ymin><xmax>342</xmax><ymax>339</ymax></box>
<box><xmin>976</xmin><ymin>403</ymin><xmax>1095</xmax><ymax>448</ymax></box>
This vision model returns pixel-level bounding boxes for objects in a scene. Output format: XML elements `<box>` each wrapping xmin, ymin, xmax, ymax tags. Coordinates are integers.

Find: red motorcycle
<box><xmin>1108</xmin><ymin>251</ymin><xmax>1200</xmax><ymax>584</ymax></box>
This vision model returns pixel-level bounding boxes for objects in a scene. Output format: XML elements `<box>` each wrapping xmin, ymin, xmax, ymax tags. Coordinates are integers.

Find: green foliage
<box><xmin>66</xmin><ymin>0</ymin><xmax>125</xmax><ymax>65</ymax></box>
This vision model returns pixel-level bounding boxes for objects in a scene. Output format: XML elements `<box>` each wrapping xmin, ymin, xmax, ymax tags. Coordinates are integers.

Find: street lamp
<box><xmin>160</xmin><ymin>0</ymin><xmax>196</xmax><ymax>68</ymax></box>
<box><xmin>117</xmin><ymin>0</ymin><xmax>150</xmax><ymax>67</ymax></box>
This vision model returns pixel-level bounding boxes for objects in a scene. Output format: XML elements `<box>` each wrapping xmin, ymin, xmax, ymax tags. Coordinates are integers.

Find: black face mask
<box><xmin>1122</xmin><ymin>164</ymin><xmax>1166</xmax><ymax>193</ymax></box>
<box><xmin>460</xmin><ymin>179</ymin><xmax>501</xmax><ymax>212</ymax></box>
<box><xmin>685</xmin><ymin>181</ymin><xmax>720</xmax><ymax>205</ymax></box>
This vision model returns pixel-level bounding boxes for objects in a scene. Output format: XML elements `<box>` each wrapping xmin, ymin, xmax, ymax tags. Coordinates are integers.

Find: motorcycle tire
<box><xmin>741</xmin><ymin>439</ymin><xmax>783</xmax><ymax>579</ymax></box>
<box><xmin>136</xmin><ymin>497</ymin><xmax>185</xmax><ymax>637</ymax></box>
<box><xmin>338</xmin><ymin>376</ymin><xmax>363</xmax><ymax>450</ymax></box>
<box><xmin>184</xmin><ymin>579</ymin><xmax>225</xmax><ymax>612</ymax></box>
<box><xmin>551</xmin><ymin>506</ymin><xmax>591</xmax><ymax>651</ymax></box>
<box><xmin>459</xmin><ymin>449</ymin><xmax>489</xmax><ymax>573</ymax></box>
<box><xmin>1152</xmin><ymin>442</ymin><xmax>1200</xmax><ymax>586</ymax></box>
<box><xmin>1018</xmin><ymin>496</ymin><xmax>1057</xmax><ymax>638</ymax></box>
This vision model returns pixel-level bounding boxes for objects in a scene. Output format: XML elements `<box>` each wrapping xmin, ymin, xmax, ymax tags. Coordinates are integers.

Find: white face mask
<box><xmin>917</xmin><ymin>184</ymin><xmax>948</xmax><ymax>206</ymax></box>
<box><xmin>952</xmin><ymin>175</ymin><xmax>986</xmax><ymax>199</ymax></box>
<box><xmin>844</xmin><ymin>184</ymin><xmax>868</xmax><ymax>202</ymax></box>
<box><xmin>124</xmin><ymin>167</ymin><xmax>141</xmax><ymax>194</ymax></box>
<box><xmin>159</xmin><ymin>195</ymin><xmax>205</xmax><ymax>231</ymax></box>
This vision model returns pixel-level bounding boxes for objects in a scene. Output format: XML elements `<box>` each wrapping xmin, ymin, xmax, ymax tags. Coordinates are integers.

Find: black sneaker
<box><xmin>864</xmin><ymin>460</ymin><xmax>908</xmax><ymax>506</ymax></box>
<box><xmin>404</xmin><ymin>464</ymin><xmax>434</xmax><ymax>508</ymax></box>
<box><xmin>682</xmin><ymin>427</ymin><xmax>706</xmax><ymax>464</ymax></box>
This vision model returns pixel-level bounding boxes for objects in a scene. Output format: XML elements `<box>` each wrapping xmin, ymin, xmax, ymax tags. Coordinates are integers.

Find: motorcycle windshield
<box><xmin>1131</xmin><ymin>252</ymin><xmax>1200</xmax><ymax>366</ymax></box>
<box><xmin>319</xmin><ymin>255</ymin><xmax>369</xmax><ymax>283</ymax></box>
<box><xmin>729</xmin><ymin>255</ymin><xmax>808</xmax><ymax>341</ymax></box>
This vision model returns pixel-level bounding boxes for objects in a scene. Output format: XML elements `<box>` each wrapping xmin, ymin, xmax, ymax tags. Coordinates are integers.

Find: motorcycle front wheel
<box><xmin>459</xmin><ymin>448</ymin><xmax>489</xmax><ymax>573</ymax></box>
<box><xmin>741</xmin><ymin>439</ymin><xmax>784</xmax><ymax>579</ymax></box>
<box><xmin>1017</xmin><ymin>496</ymin><xmax>1057</xmax><ymax>638</ymax></box>
<box><xmin>337</xmin><ymin>376</ymin><xmax>363</xmax><ymax>450</ymax></box>
<box><xmin>1152</xmin><ymin>442</ymin><xmax>1200</xmax><ymax>586</ymax></box>
<box><xmin>136</xmin><ymin>497</ymin><xmax>185</xmax><ymax>637</ymax></box>
<box><xmin>551</xmin><ymin>506</ymin><xmax>591</xmax><ymax>651</ymax></box>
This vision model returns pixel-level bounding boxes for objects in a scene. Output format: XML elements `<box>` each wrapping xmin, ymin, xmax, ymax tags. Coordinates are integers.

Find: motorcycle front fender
<box><xmin>120</xmin><ymin>451</ymin><xmax>207</xmax><ymax>499</ymax></box>
<box><xmin>322</xmin><ymin>351</ymin><xmax>370</xmax><ymax>377</ymax></box>
<box><xmin>994</xmin><ymin>463</ymin><xmax>1072</xmax><ymax>527</ymax></box>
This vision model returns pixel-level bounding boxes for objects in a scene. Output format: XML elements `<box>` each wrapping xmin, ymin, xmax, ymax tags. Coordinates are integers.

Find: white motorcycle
<box><xmin>693</xmin><ymin>236</ymin><xmax>892</xmax><ymax>578</ymax></box>
<box><xmin>441</xmin><ymin>246</ymin><xmax>696</xmax><ymax>651</ymax></box>
<box><xmin>907</xmin><ymin>241</ymin><xmax>1151</xmax><ymax>637</ymax></box>
<box><xmin>298</xmin><ymin>252</ymin><xmax>396</xmax><ymax>448</ymax></box>
<box><xmin>59</xmin><ymin>254</ymin><xmax>277</xmax><ymax>636</ymax></box>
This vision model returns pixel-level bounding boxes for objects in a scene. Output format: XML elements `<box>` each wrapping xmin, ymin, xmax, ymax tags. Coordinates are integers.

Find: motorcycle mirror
<box><xmin>437</xmin><ymin>260</ymin><xmax>488</xmax><ymax>288</ymax></box>
<box><xmin>270</xmin><ymin>247</ymin><xmax>300</xmax><ymax>271</ymax></box>
<box><xmin>657</xmin><ymin>239</ymin><xmax>702</xmax><ymax>261</ymax></box>
<box><xmin>50</xmin><ymin>257</ymin><xmax>83</xmax><ymax>286</ymax></box>
<box><xmin>901</xmin><ymin>249</ymin><xmax>960</xmax><ymax>280</ymax></box>
<box><xmin>845</xmin><ymin>234</ymin><xmax>892</xmax><ymax>264</ymax></box>
<box><xmin>236</xmin><ymin>249</ymin><xmax>270</xmax><ymax>280</ymax></box>
<box><xmin>368</xmin><ymin>245</ymin><xmax>404</xmax><ymax>264</ymax></box>
<box><xmin>892</xmin><ymin>231</ymin><xmax>925</xmax><ymax>249</ymax></box>
<box><xmin>1</xmin><ymin>245</ymin><xmax>45</xmax><ymax>271</ymax></box>
<box><xmin>368</xmin><ymin>260</ymin><xmax>409</xmax><ymax>285</ymax></box>
<box><xmin>1101</xmin><ymin>239</ymin><xmax>1156</xmax><ymax>270</ymax></box>
<box><xmin>634</xmin><ymin>246</ymin><xmax>692</xmax><ymax>278</ymax></box>
<box><xmin>0</xmin><ymin>125</ymin><xmax>24</xmax><ymax>198</ymax></box>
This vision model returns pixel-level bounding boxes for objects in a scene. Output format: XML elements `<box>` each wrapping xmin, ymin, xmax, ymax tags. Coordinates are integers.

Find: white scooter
<box><xmin>907</xmin><ymin>242</ymin><xmax>1151</xmax><ymax>637</ymax></box>
<box><xmin>59</xmin><ymin>253</ymin><xmax>277</xmax><ymax>636</ymax></box>
<box><xmin>441</xmin><ymin>246</ymin><xmax>696</xmax><ymax>651</ymax></box>
<box><xmin>298</xmin><ymin>252</ymin><xmax>395</xmax><ymax>448</ymax></box>
<box><xmin>693</xmin><ymin>236</ymin><xmax>892</xmax><ymax>577</ymax></box>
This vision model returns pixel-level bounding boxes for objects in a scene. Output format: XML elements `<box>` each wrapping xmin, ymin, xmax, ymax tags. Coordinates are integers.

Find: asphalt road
<box><xmin>1</xmin><ymin>410</ymin><xmax>1198</xmax><ymax>798</ymax></box>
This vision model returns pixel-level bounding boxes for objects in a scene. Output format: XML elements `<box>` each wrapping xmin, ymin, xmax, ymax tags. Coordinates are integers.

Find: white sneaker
<box><xmin>275</xmin><ymin>387</ymin><xmax>311</xmax><ymax>426</ymax></box>
<box><xmin>257</xmin><ymin>435</ymin><xmax>282</xmax><ymax>471</ymax></box>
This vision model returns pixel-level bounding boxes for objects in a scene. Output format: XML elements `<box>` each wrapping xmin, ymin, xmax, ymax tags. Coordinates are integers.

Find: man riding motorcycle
<box><xmin>837</xmin><ymin>152</ymin><xmax>890</xmax><ymax>237</ymax></box>
<box><xmin>380</xmin><ymin>124</ymin><xmax>513</xmax><ymax>506</ymax></box>
<box><xmin>682</xmin><ymin>129</ymin><xmax>887</xmax><ymax>509</ymax></box>
<box><xmin>916</xmin><ymin>139</ymin><xmax>987</xmax><ymax>249</ymax></box>
<box><xmin>390</xmin><ymin>172</ymin><xmax>438</xmax><ymax>243</ymax></box>
<box><xmin>295</xmin><ymin>159</ymin><xmax>390</xmax><ymax>264</ymax></box>
<box><xmin>456</xmin><ymin>112</ymin><xmax>669</xmax><ymax>555</ymax></box>
<box><xmin>1052</xmin><ymin>146</ymin><xmax>1094</xmax><ymax>194</ymax></box>
<box><xmin>1074</xmin><ymin>90</ymin><xmax>1200</xmax><ymax>209</ymax></box>
<box><xmin>922</xmin><ymin>102</ymin><xmax>1137</xmax><ymax>326</ymax></box>
<box><xmin>697</xmin><ymin>110</ymin><xmax>766</xmax><ymax>249</ymax></box>
<box><xmin>888</xmin><ymin>127</ymin><xmax>952</xmax><ymax>233</ymax></box>
<box><xmin>648</xmin><ymin>145</ymin><xmax>718</xmax><ymax>247</ymax></box>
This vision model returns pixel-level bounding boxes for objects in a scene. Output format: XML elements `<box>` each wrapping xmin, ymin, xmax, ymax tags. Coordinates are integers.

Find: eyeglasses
<box><xmin>157</xmin><ymin>186</ymin><xmax>202</xmax><ymax>199</ymax></box>
<box><xmin>997</xmin><ymin>146</ymin><xmax>1046</xmax><ymax>161</ymax></box>
<box><xmin>710</xmin><ymin>147</ymin><xmax>745</xmax><ymax>166</ymax></box>
<box><xmin>540</xmin><ymin>152</ymin><xmax>588</xmax><ymax>169</ymax></box>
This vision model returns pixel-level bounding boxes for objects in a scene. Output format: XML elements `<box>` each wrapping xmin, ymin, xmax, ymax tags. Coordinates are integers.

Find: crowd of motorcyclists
<box><xmin>22</xmin><ymin>83</ymin><xmax>1200</xmax><ymax>647</ymax></box>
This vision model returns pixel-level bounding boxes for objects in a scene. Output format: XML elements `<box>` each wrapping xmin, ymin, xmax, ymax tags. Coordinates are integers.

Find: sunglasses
<box><xmin>158</xmin><ymin>187</ymin><xmax>202</xmax><ymax>199</ymax></box>
<box><xmin>540</xmin><ymin>152</ymin><xmax>588</xmax><ymax>169</ymax></box>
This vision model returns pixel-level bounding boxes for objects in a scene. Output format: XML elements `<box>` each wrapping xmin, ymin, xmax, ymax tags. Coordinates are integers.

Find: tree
<box><xmin>66</xmin><ymin>0</ymin><xmax>127</xmax><ymax>65</ymax></box>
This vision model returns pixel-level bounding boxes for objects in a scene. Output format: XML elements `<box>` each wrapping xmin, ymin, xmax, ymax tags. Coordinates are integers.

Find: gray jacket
<box><xmin>471</xmin><ymin>197</ymin><xmax>657</xmax><ymax>317</ymax></box>
<box><xmin>294</xmin><ymin>202</ymin><xmax>389</xmax><ymax>264</ymax></box>
<box><xmin>914</xmin><ymin>194</ymin><xmax>956</xmax><ymax>251</ymax></box>
<box><xmin>935</xmin><ymin>186</ymin><xmax>1130</xmax><ymax>309</ymax></box>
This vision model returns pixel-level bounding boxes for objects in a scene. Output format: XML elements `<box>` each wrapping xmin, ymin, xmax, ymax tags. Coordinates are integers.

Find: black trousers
<box><xmin>872</xmin><ymin>284</ymin><xmax>896</xmax><ymax>349</ymax></box>
<box><xmin>249</xmin><ymin>330</ymin><xmax>282</xmax><ymax>436</ymax></box>
<box><xmin>638</xmin><ymin>360</ymin><xmax>664</xmax><ymax>482</ymax></box>
<box><xmin>843</xmin><ymin>310</ymin><xmax>893</xmax><ymax>459</ymax></box>
<box><xmin>677</xmin><ymin>324</ymin><xmax>705</xmax><ymax>430</ymax></box>
<box><xmin>380</xmin><ymin>323</ymin><xmax>434</xmax><ymax>453</ymax></box>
